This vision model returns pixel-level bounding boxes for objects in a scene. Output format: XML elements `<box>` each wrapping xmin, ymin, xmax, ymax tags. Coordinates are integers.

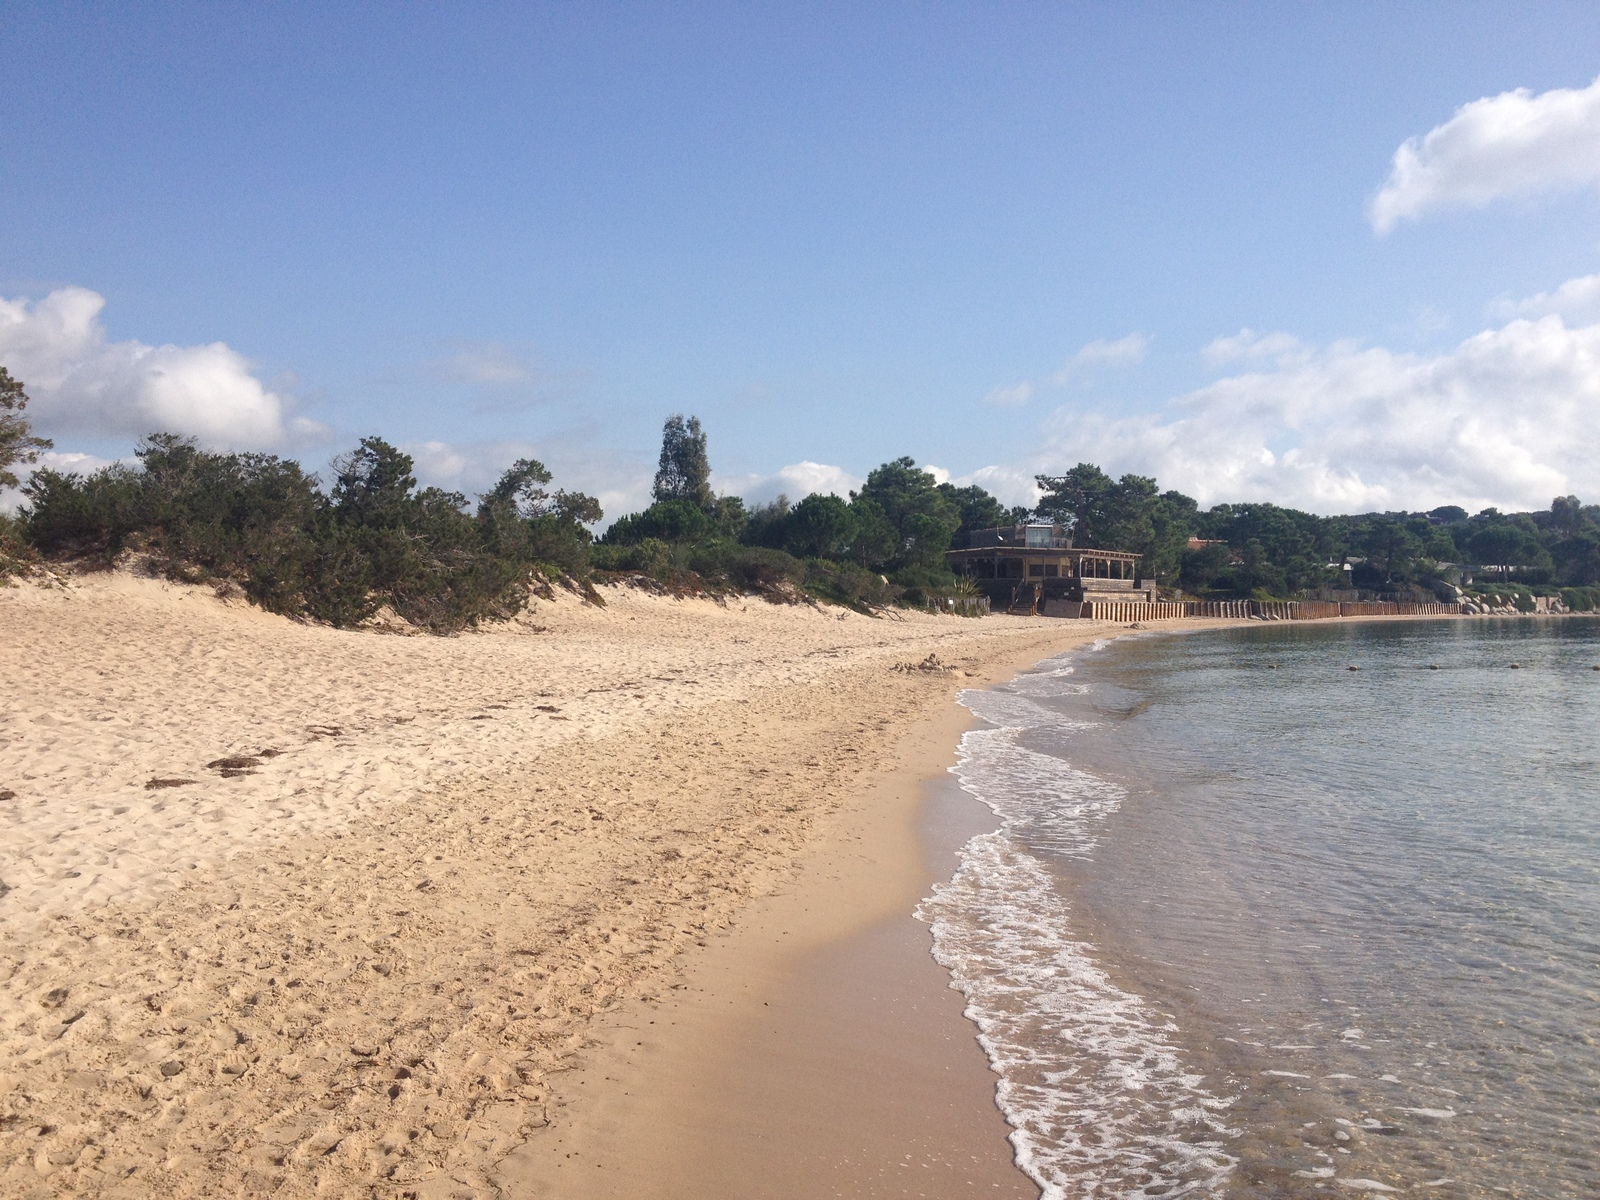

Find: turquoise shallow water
<box><xmin>921</xmin><ymin>617</ymin><xmax>1600</xmax><ymax>1198</ymax></box>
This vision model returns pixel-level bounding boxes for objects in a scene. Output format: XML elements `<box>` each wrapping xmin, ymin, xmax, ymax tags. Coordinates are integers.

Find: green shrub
<box><xmin>1561</xmin><ymin>587</ymin><xmax>1600</xmax><ymax>612</ymax></box>
<box><xmin>802</xmin><ymin>559</ymin><xmax>898</xmax><ymax>611</ymax></box>
<box><xmin>23</xmin><ymin>462</ymin><xmax>147</xmax><ymax>562</ymax></box>
<box><xmin>602</xmin><ymin>499</ymin><xmax>715</xmax><ymax>545</ymax></box>
<box><xmin>690</xmin><ymin>543</ymin><xmax>807</xmax><ymax>594</ymax></box>
<box><xmin>0</xmin><ymin>510</ymin><xmax>37</xmax><ymax>579</ymax></box>
<box><xmin>591</xmin><ymin>537</ymin><xmax>678</xmax><ymax>578</ymax></box>
<box><xmin>18</xmin><ymin>433</ymin><xmax>600</xmax><ymax>633</ymax></box>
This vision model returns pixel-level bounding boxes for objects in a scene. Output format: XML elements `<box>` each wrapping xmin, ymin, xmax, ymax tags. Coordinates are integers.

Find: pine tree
<box><xmin>0</xmin><ymin>367</ymin><xmax>53</xmax><ymax>490</ymax></box>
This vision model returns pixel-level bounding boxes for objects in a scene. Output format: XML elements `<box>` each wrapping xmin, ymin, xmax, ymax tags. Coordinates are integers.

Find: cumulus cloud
<box><xmin>0</xmin><ymin>287</ymin><xmax>324</xmax><ymax>449</ymax></box>
<box><xmin>1030</xmin><ymin>314</ymin><xmax>1600</xmax><ymax>514</ymax></box>
<box><xmin>949</xmin><ymin>464</ymin><xmax>1042</xmax><ymax>510</ymax></box>
<box><xmin>984</xmin><ymin>332</ymin><xmax>1149</xmax><ymax>407</ymax></box>
<box><xmin>0</xmin><ymin>449</ymin><xmax>122</xmax><ymax>512</ymax></box>
<box><xmin>719</xmin><ymin>460</ymin><xmax>863</xmax><ymax>507</ymax></box>
<box><xmin>1492</xmin><ymin>272</ymin><xmax>1600</xmax><ymax>323</ymax></box>
<box><xmin>1371</xmin><ymin>75</ymin><xmax>1600</xmax><ymax>233</ymax></box>
<box><xmin>405</xmin><ymin>439</ymin><xmax>538</xmax><ymax>497</ymax></box>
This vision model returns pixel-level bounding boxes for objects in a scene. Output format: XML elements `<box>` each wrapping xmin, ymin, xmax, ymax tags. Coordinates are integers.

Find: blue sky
<box><xmin>5</xmin><ymin>3</ymin><xmax>1600</xmax><ymax>519</ymax></box>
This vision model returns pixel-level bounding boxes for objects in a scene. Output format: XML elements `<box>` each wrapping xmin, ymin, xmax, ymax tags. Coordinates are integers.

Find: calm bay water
<box><xmin>919</xmin><ymin>617</ymin><xmax>1600</xmax><ymax>1198</ymax></box>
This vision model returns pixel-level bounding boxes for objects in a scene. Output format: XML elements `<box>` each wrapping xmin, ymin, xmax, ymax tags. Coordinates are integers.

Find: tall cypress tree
<box><xmin>651</xmin><ymin>414</ymin><xmax>712</xmax><ymax>507</ymax></box>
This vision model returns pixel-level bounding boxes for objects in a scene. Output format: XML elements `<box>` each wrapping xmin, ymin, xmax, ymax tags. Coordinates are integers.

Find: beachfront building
<box><xmin>946</xmin><ymin>523</ymin><xmax>1151</xmax><ymax>616</ymax></box>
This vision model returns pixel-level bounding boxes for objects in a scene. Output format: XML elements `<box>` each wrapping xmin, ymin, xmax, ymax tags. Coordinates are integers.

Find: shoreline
<box><xmin>499</xmin><ymin>611</ymin><xmax>1495</xmax><ymax>1200</ymax></box>
<box><xmin>499</xmin><ymin>625</ymin><xmax>1258</xmax><ymax>1199</ymax></box>
<box><xmin>497</xmin><ymin>638</ymin><xmax>1070</xmax><ymax>1198</ymax></box>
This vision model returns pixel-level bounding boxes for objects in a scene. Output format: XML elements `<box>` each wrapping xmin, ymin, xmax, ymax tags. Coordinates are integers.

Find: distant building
<box><xmin>946</xmin><ymin>524</ymin><xmax>1151</xmax><ymax>616</ymax></box>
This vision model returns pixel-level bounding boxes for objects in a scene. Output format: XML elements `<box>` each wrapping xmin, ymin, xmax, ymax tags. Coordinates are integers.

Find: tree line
<box><xmin>1033</xmin><ymin>462</ymin><xmax>1600</xmax><ymax>608</ymax></box>
<box><xmin>2</xmin><ymin>372</ymin><xmax>1597</xmax><ymax>628</ymax></box>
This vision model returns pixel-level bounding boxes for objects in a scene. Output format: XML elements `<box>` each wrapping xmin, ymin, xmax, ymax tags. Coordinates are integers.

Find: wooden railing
<box><xmin>1074</xmin><ymin>599</ymin><xmax>1464</xmax><ymax>622</ymax></box>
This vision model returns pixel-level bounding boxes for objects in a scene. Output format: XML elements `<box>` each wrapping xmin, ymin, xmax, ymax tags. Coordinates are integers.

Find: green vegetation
<box><xmin>1</xmin><ymin>365</ymin><xmax>52</xmax><ymax>576</ymax></box>
<box><xmin>1560</xmin><ymin>586</ymin><xmax>1600</xmax><ymax>612</ymax></box>
<box><xmin>17</xmin><ymin>434</ymin><xmax>600</xmax><ymax>632</ymax></box>
<box><xmin>596</xmin><ymin>426</ymin><xmax>984</xmax><ymax>611</ymax></box>
<box><xmin>4</xmin><ymin>368</ymin><xmax>1598</xmax><ymax>624</ymax></box>
<box><xmin>0</xmin><ymin>366</ymin><xmax>53</xmax><ymax>491</ymax></box>
<box><xmin>1032</xmin><ymin>465</ymin><xmax>1600</xmax><ymax>601</ymax></box>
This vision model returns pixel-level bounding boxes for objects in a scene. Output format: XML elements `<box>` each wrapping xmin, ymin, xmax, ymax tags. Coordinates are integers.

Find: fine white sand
<box><xmin>0</xmin><ymin>569</ymin><xmax>1085</xmax><ymax>1197</ymax></box>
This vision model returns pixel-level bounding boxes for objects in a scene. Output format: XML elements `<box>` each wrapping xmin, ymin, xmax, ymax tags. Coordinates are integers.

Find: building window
<box><xmin>1028</xmin><ymin>563</ymin><xmax>1044</xmax><ymax>577</ymax></box>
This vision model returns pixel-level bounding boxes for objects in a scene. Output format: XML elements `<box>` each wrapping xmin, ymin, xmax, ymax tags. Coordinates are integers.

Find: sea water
<box><xmin>918</xmin><ymin>617</ymin><xmax>1600</xmax><ymax>1197</ymax></box>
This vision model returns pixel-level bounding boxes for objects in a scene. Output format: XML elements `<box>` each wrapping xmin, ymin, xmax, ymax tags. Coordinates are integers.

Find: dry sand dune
<box><xmin>0</xmin><ymin>570</ymin><xmax>1082</xmax><ymax>1198</ymax></box>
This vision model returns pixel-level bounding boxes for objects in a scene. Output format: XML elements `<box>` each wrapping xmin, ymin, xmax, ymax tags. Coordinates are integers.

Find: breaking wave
<box><xmin>917</xmin><ymin>659</ymin><xmax>1238</xmax><ymax>1198</ymax></box>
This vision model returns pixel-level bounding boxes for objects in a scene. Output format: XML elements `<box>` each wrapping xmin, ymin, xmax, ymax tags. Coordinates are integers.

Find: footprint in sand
<box><xmin>206</xmin><ymin>756</ymin><xmax>261</xmax><ymax>778</ymax></box>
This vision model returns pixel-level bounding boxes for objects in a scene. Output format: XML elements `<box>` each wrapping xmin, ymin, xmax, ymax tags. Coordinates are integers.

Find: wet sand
<box><xmin>500</xmin><ymin>652</ymin><xmax>1061</xmax><ymax>1199</ymax></box>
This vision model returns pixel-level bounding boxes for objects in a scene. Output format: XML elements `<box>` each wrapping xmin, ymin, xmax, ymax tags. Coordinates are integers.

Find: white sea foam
<box><xmin>915</xmin><ymin>677</ymin><xmax>1239</xmax><ymax>1198</ymax></box>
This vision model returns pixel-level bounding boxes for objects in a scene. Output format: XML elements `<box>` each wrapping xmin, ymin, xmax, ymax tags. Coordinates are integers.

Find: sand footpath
<box><xmin>1</xmin><ymin>570</ymin><xmax>1088</xmax><ymax>1198</ymax></box>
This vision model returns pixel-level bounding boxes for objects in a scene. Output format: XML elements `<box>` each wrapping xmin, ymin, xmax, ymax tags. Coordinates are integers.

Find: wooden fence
<box><xmin>1335</xmin><ymin>601</ymin><xmax>1459</xmax><ymax>617</ymax></box>
<box><xmin>1072</xmin><ymin>600</ymin><xmax>1196</xmax><ymax>622</ymax></box>
<box><xmin>1075</xmin><ymin>598</ymin><xmax>1463</xmax><ymax>622</ymax></box>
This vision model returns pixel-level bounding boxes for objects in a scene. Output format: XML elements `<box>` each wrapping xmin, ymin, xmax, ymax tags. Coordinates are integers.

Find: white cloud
<box><xmin>950</xmin><ymin>464</ymin><xmax>1041</xmax><ymax>510</ymax></box>
<box><xmin>718</xmin><ymin>460</ymin><xmax>862</xmax><ymax>507</ymax></box>
<box><xmin>1201</xmin><ymin>328</ymin><xmax>1311</xmax><ymax>367</ymax></box>
<box><xmin>1492</xmin><ymin>272</ymin><xmax>1600</xmax><ymax>323</ymax></box>
<box><xmin>0</xmin><ymin>449</ymin><xmax>123</xmax><ymax>513</ymax></box>
<box><xmin>35</xmin><ymin>449</ymin><xmax>120</xmax><ymax>476</ymax></box>
<box><xmin>984</xmin><ymin>332</ymin><xmax>1149</xmax><ymax>408</ymax></box>
<box><xmin>404</xmin><ymin>437</ymin><xmax>640</xmax><ymax>526</ymax></box>
<box><xmin>1031</xmin><ymin>314</ymin><xmax>1600</xmax><ymax>514</ymax></box>
<box><xmin>0</xmin><ymin>287</ymin><xmax>324</xmax><ymax>449</ymax></box>
<box><xmin>982</xmin><ymin>381</ymin><xmax>1034</xmax><ymax>408</ymax></box>
<box><xmin>1371</xmin><ymin>75</ymin><xmax>1600</xmax><ymax>233</ymax></box>
<box><xmin>1050</xmin><ymin>332</ymin><xmax>1151</xmax><ymax>382</ymax></box>
<box><xmin>405</xmin><ymin>439</ymin><xmax>529</xmax><ymax>497</ymax></box>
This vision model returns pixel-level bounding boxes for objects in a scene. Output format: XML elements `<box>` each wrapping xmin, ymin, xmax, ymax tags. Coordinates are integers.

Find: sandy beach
<box><xmin>0</xmin><ymin>568</ymin><xmax>1114</xmax><ymax>1198</ymax></box>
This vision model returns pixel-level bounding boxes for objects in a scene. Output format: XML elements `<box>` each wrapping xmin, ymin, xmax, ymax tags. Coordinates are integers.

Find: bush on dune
<box><xmin>0</xmin><ymin>510</ymin><xmax>37</xmax><ymax>579</ymax></box>
<box><xmin>601</xmin><ymin>499</ymin><xmax>716</xmax><ymax>547</ymax></box>
<box><xmin>801</xmin><ymin>558</ymin><xmax>898</xmax><ymax>611</ymax></box>
<box><xmin>591</xmin><ymin>537</ymin><xmax>810</xmax><ymax>601</ymax></box>
<box><xmin>690</xmin><ymin>543</ymin><xmax>807</xmax><ymax>596</ymax></box>
<box><xmin>19</xmin><ymin>433</ymin><xmax>602</xmax><ymax>632</ymax></box>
